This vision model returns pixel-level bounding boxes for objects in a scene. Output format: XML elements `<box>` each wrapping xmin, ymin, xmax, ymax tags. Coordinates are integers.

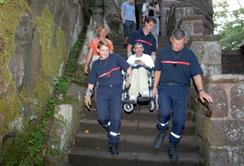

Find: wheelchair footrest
<box><xmin>137</xmin><ymin>96</ymin><xmax>153</xmax><ymax>102</ymax></box>
<box><xmin>122</xmin><ymin>100</ymin><xmax>136</xmax><ymax>104</ymax></box>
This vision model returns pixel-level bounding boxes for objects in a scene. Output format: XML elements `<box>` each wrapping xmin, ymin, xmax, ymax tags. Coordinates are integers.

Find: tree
<box><xmin>213</xmin><ymin>0</ymin><xmax>244</xmax><ymax>50</ymax></box>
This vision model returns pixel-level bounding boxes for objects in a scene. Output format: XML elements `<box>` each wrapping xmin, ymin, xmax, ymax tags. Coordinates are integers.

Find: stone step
<box><xmin>69</xmin><ymin>147</ymin><xmax>204</xmax><ymax>166</ymax></box>
<box><xmin>75</xmin><ymin>132</ymin><xmax>199</xmax><ymax>153</ymax></box>
<box><xmin>114</xmin><ymin>47</ymin><xmax>127</xmax><ymax>52</ymax></box>
<box><xmin>82</xmin><ymin>108</ymin><xmax>196</xmax><ymax>122</ymax></box>
<box><xmin>80</xmin><ymin>119</ymin><xmax>196</xmax><ymax>136</ymax></box>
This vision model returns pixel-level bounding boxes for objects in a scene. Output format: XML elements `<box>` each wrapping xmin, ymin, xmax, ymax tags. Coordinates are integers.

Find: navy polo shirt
<box><xmin>128</xmin><ymin>29</ymin><xmax>156</xmax><ymax>55</ymax></box>
<box><xmin>88</xmin><ymin>54</ymin><xmax>130</xmax><ymax>86</ymax></box>
<box><xmin>155</xmin><ymin>45</ymin><xmax>203</xmax><ymax>86</ymax></box>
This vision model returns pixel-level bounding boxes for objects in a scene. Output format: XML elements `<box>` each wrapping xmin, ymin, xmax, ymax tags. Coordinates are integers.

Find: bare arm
<box><xmin>154</xmin><ymin>4</ymin><xmax>160</xmax><ymax>13</ymax></box>
<box><xmin>127</xmin><ymin>44</ymin><xmax>133</xmax><ymax>57</ymax></box>
<box><xmin>151</xmin><ymin>51</ymin><xmax>156</xmax><ymax>62</ymax></box>
<box><xmin>121</xmin><ymin>6</ymin><xmax>125</xmax><ymax>23</ymax></box>
<box><xmin>84</xmin><ymin>48</ymin><xmax>94</xmax><ymax>74</ymax></box>
<box><xmin>193</xmin><ymin>74</ymin><xmax>213</xmax><ymax>103</ymax></box>
<box><xmin>87</xmin><ymin>84</ymin><xmax>95</xmax><ymax>91</ymax></box>
<box><xmin>149</xmin><ymin>3</ymin><xmax>160</xmax><ymax>12</ymax></box>
<box><xmin>153</xmin><ymin>70</ymin><xmax>161</xmax><ymax>97</ymax></box>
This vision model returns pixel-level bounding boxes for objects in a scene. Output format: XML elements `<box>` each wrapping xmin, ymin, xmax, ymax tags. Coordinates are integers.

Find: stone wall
<box><xmin>0</xmin><ymin>0</ymin><xmax>90</xmax><ymax>137</ymax></box>
<box><xmin>181</xmin><ymin>0</ymin><xmax>213</xmax><ymax>23</ymax></box>
<box><xmin>189</xmin><ymin>35</ymin><xmax>222</xmax><ymax>76</ymax></box>
<box><xmin>161</xmin><ymin>0</ymin><xmax>214</xmax><ymax>40</ymax></box>
<box><xmin>189</xmin><ymin>75</ymin><xmax>244</xmax><ymax>166</ymax></box>
<box><xmin>222</xmin><ymin>50</ymin><xmax>244</xmax><ymax>74</ymax></box>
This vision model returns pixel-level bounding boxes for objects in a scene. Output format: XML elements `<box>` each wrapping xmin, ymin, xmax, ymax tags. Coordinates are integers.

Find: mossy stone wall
<box><xmin>0</xmin><ymin>0</ymin><xmax>89</xmax><ymax>136</ymax></box>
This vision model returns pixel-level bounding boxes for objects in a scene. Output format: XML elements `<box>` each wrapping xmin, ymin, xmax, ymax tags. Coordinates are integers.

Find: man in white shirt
<box><xmin>127</xmin><ymin>42</ymin><xmax>154</xmax><ymax>101</ymax></box>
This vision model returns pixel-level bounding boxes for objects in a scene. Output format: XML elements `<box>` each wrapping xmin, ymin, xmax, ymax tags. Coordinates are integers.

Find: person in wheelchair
<box><xmin>126</xmin><ymin>42</ymin><xmax>155</xmax><ymax>102</ymax></box>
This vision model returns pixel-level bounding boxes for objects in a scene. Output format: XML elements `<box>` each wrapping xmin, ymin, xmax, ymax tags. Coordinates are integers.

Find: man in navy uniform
<box><xmin>127</xmin><ymin>17</ymin><xmax>157</xmax><ymax>61</ymax></box>
<box><xmin>152</xmin><ymin>29</ymin><xmax>213</xmax><ymax>160</ymax></box>
<box><xmin>84</xmin><ymin>40</ymin><xmax>131</xmax><ymax>155</ymax></box>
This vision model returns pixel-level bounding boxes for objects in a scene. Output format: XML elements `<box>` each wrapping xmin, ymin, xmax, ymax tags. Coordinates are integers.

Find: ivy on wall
<box><xmin>0</xmin><ymin>34</ymin><xmax>84</xmax><ymax>166</ymax></box>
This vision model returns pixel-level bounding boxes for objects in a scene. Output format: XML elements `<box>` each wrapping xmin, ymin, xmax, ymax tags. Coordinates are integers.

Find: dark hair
<box><xmin>171</xmin><ymin>29</ymin><xmax>185</xmax><ymax>40</ymax></box>
<box><xmin>97</xmin><ymin>40</ymin><xmax>109</xmax><ymax>49</ymax></box>
<box><xmin>145</xmin><ymin>17</ymin><xmax>157</xmax><ymax>24</ymax></box>
<box><xmin>134</xmin><ymin>42</ymin><xmax>144</xmax><ymax>47</ymax></box>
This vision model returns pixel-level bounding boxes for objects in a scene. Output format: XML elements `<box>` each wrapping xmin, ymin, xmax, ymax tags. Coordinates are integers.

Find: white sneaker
<box><xmin>130</xmin><ymin>95</ymin><xmax>137</xmax><ymax>101</ymax></box>
<box><xmin>141</xmin><ymin>91</ymin><xmax>149</xmax><ymax>97</ymax></box>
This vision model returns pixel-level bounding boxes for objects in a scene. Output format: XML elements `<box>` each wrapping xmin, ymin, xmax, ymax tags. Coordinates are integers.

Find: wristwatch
<box><xmin>198</xmin><ymin>89</ymin><xmax>204</xmax><ymax>93</ymax></box>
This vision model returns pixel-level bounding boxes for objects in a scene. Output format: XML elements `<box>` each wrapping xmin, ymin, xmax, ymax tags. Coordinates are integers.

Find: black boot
<box><xmin>153</xmin><ymin>130</ymin><xmax>167</xmax><ymax>150</ymax></box>
<box><xmin>168</xmin><ymin>143</ymin><xmax>178</xmax><ymax>160</ymax></box>
<box><xmin>109</xmin><ymin>144</ymin><xmax>119</xmax><ymax>155</ymax></box>
<box><xmin>105</xmin><ymin>127</ymin><xmax>110</xmax><ymax>138</ymax></box>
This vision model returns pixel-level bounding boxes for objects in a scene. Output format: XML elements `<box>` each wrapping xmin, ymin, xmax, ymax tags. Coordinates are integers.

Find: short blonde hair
<box><xmin>96</xmin><ymin>25</ymin><xmax>109</xmax><ymax>37</ymax></box>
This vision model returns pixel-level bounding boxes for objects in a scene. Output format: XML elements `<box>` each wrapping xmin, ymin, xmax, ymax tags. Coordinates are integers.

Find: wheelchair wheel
<box><xmin>149</xmin><ymin>100</ymin><xmax>155</xmax><ymax>112</ymax></box>
<box><xmin>123</xmin><ymin>103</ymin><xmax>134</xmax><ymax>113</ymax></box>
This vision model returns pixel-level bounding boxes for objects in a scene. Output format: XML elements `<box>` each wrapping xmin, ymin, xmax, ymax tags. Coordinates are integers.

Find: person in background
<box><xmin>127</xmin><ymin>17</ymin><xmax>157</xmax><ymax>61</ymax></box>
<box><xmin>152</xmin><ymin>29</ymin><xmax>213</xmax><ymax>160</ymax></box>
<box><xmin>142</xmin><ymin>0</ymin><xmax>150</xmax><ymax>24</ymax></box>
<box><xmin>83</xmin><ymin>25</ymin><xmax>113</xmax><ymax>75</ymax></box>
<box><xmin>84</xmin><ymin>40</ymin><xmax>131</xmax><ymax>155</ymax></box>
<box><xmin>121</xmin><ymin>0</ymin><xmax>137</xmax><ymax>48</ymax></box>
<box><xmin>148</xmin><ymin>0</ymin><xmax>160</xmax><ymax>47</ymax></box>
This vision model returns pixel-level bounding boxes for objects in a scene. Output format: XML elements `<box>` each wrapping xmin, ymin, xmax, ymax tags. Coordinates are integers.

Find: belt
<box><xmin>160</xmin><ymin>82</ymin><xmax>187</xmax><ymax>86</ymax></box>
<box><xmin>97</xmin><ymin>84</ymin><xmax>122</xmax><ymax>88</ymax></box>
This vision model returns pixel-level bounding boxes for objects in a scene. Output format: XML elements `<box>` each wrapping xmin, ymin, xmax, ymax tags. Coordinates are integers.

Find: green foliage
<box><xmin>54</xmin><ymin>76</ymin><xmax>70</xmax><ymax>95</ymax></box>
<box><xmin>0</xmin><ymin>0</ymin><xmax>30</xmax><ymax>135</ymax></box>
<box><xmin>0</xmin><ymin>34</ymin><xmax>84</xmax><ymax>166</ymax></box>
<box><xmin>64</xmin><ymin>37</ymin><xmax>82</xmax><ymax>77</ymax></box>
<box><xmin>213</xmin><ymin>0</ymin><xmax>244</xmax><ymax>50</ymax></box>
<box><xmin>0</xmin><ymin>0</ymin><xmax>4</xmax><ymax>5</ymax></box>
<box><xmin>219</xmin><ymin>8</ymin><xmax>244</xmax><ymax>50</ymax></box>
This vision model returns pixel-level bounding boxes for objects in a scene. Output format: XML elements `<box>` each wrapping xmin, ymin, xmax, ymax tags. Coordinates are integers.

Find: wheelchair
<box><xmin>122</xmin><ymin>65</ymin><xmax>157</xmax><ymax>113</ymax></box>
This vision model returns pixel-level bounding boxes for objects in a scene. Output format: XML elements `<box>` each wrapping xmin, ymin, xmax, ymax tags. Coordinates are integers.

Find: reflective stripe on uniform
<box><xmin>109</xmin><ymin>131</ymin><xmax>120</xmax><ymax>137</ymax></box>
<box><xmin>103</xmin><ymin>121</ymin><xmax>111</xmax><ymax>127</ymax></box>
<box><xmin>98</xmin><ymin>67</ymin><xmax>121</xmax><ymax>78</ymax></box>
<box><xmin>161</xmin><ymin>60</ymin><xmax>190</xmax><ymax>66</ymax></box>
<box><xmin>158</xmin><ymin>120</ymin><xmax>168</xmax><ymax>127</ymax></box>
<box><xmin>170</xmin><ymin>132</ymin><xmax>181</xmax><ymax>139</ymax></box>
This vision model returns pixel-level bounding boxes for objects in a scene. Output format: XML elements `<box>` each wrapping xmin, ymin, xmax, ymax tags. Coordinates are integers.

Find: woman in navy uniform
<box><xmin>152</xmin><ymin>29</ymin><xmax>213</xmax><ymax>160</ymax></box>
<box><xmin>84</xmin><ymin>40</ymin><xmax>131</xmax><ymax>155</ymax></box>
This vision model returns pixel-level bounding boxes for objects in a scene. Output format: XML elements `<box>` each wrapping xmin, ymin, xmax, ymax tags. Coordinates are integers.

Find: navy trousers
<box><xmin>95</xmin><ymin>85</ymin><xmax>123</xmax><ymax>145</ymax></box>
<box><xmin>157</xmin><ymin>85</ymin><xmax>189</xmax><ymax>145</ymax></box>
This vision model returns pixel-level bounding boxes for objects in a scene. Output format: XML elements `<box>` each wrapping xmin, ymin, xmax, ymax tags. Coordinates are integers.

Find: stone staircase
<box><xmin>68</xmin><ymin>103</ymin><xmax>204</xmax><ymax>166</ymax></box>
<box><xmin>68</xmin><ymin>4</ymin><xmax>206</xmax><ymax>163</ymax></box>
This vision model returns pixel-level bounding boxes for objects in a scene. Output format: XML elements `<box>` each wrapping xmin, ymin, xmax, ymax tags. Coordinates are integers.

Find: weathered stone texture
<box><xmin>207</xmin><ymin>84</ymin><xmax>228</xmax><ymax>117</ymax></box>
<box><xmin>206</xmin><ymin>120</ymin><xmax>244</xmax><ymax>146</ymax></box>
<box><xmin>230</xmin><ymin>84</ymin><xmax>244</xmax><ymax>119</ymax></box>
<box><xmin>190</xmin><ymin>39</ymin><xmax>222</xmax><ymax>76</ymax></box>
<box><xmin>208</xmin><ymin>148</ymin><xmax>231</xmax><ymax>166</ymax></box>
<box><xmin>208</xmin><ymin>147</ymin><xmax>244</xmax><ymax>166</ymax></box>
<box><xmin>0</xmin><ymin>0</ymin><xmax>90</xmax><ymax>136</ymax></box>
<box><xmin>192</xmin><ymin>74</ymin><xmax>244</xmax><ymax>166</ymax></box>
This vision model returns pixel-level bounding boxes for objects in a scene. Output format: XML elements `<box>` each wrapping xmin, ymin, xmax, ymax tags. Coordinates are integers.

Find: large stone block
<box><xmin>230</xmin><ymin>84</ymin><xmax>244</xmax><ymax>119</ymax></box>
<box><xmin>208</xmin><ymin>148</ymin><xmax>231</xmax><ymax>166</ymax></box>
<box><xmin>207</xmin><ymin>84</ymin><xmax>228</xmax><ymax>117</ymax></box>
<box><xmin>206</xmin><ymin>120</ymin><xmax>244</xmax><ymax>146</ymax></box>
<box><xmin>231</xmin><ymin>147</ymin><xmax>244</xmax><ymax>166</ymax></box>
<box><xmin>193</xmin><ymin>20</ymin><xmax>204</xmax><ymax>35</ymax></box>
<box><xmin>208</xmin><ymin>147</ymin><xmax>244</xmax><ymax>166</ymax></box>
<box><xmin>190</xmin><ymin>41</ymin><xmax>221</xmax><ymax>65</ymax></box>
